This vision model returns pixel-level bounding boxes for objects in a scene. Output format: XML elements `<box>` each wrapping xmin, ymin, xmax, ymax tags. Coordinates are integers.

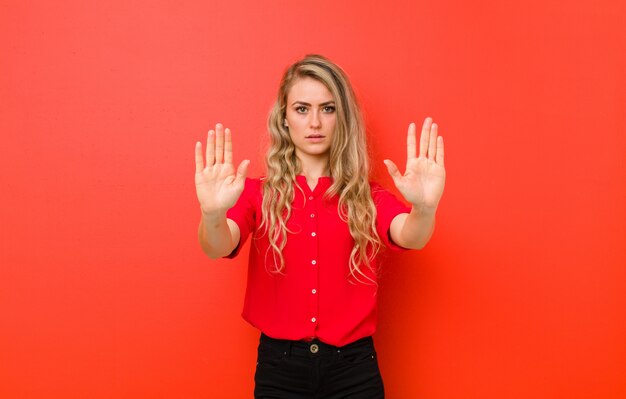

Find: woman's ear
<box><xmin>283</xmin><ymin>119</ymin><xmax>289</xmax><ymax>127</ymax></box>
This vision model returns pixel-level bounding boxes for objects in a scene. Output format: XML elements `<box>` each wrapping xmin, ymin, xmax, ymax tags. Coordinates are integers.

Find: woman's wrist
<box><xmin>201</xmin><ymin>207</ymin><xmax>228</xmax><ymax>225</ymax></box>
<box><xmin>410</xmin><ymin>203</ymin><xmax>437</xmax><ymax>217</ymax></box>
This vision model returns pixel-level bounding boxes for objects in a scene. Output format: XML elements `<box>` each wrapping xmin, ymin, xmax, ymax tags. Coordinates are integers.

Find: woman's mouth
<box><xmin>305</xmin><ymin>135</ymin><xmax>325</xmax><ymax>141</ymax></box>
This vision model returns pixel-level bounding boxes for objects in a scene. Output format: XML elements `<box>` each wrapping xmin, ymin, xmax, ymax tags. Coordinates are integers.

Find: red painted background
<box><xmin>1</xmin><ymin>1</ymin><xmax>625</xmax><ymax>398</ymax></box>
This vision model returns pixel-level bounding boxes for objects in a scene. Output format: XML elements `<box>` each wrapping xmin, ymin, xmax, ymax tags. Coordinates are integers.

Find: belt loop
<box><xmin>284</xmin><ymin>340</ymin><xmax>292</xmax><ymax>359</ymax></box>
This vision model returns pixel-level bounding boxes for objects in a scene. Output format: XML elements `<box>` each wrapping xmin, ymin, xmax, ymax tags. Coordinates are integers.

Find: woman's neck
<box><xmin>299</xmin><ymin>167</ymin><xmax>329</xmax><ymax>181</ymax></box>
<box><xmin>297</xmin><ymin>154</ymin><xmax>330</xmax><ymax>180</ymax></box>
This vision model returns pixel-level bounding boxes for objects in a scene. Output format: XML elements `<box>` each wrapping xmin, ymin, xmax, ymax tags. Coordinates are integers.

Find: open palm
<box><xmin>195</xmin><ymin>123</ymin><xmax>249</xmax><ymax>215</ymax></box>
<box><xmin>384</xmin><ymin>117</ymin><xmax>446</xmax><ymax>211</ymax></box>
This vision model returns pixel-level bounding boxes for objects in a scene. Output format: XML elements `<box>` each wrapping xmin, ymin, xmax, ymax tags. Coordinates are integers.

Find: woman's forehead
<box><xmin>287</xmin><ymin>77</ymin><xmax>334</xmax><ymax>104</ymax></box>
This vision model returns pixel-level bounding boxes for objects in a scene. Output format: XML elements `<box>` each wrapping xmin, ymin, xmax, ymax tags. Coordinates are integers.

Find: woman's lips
<box><xmin>305</xmin><ymin>135</ymin><xmax>325</xmax><ymax>139</ymax></box>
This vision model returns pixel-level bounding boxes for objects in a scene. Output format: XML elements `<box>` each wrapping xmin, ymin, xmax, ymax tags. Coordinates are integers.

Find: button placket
<box><xmin>307</xmin><ymin>193</ymin><xmax>320</xmax><ymax>333</ymax></box>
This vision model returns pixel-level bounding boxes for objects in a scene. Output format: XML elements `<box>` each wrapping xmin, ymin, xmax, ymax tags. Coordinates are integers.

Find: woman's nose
<box><xmin>310</xmin><ymin>110</ymin><xmax>321</xmax><ymax>128</ymax></box>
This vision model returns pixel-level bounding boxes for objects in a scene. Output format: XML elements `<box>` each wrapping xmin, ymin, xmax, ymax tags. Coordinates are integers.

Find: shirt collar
<box><xmin>295</xmin><ymin>175</ymin><xmax>333</xmax><ymax>197</ymax></box>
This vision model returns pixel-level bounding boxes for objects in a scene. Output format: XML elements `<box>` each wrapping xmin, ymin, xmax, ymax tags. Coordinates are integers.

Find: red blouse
<box><xmin>225</xmin><ymin>175</ymin><xmax>410</xmax><ymax>346</ymax></box>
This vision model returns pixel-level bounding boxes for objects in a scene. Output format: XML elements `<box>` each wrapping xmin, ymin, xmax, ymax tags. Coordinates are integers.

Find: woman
<box><xmin>194</xmin><ymin>54</ymin><xmax>445</xmax><ymax>398</ymax></box>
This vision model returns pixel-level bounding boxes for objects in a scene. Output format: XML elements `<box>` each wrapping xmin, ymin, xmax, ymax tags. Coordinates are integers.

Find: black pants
<box><xmin>254</xmin><ymin>333</ymin><xmax>385</xmax><ymax>398</ymax></box>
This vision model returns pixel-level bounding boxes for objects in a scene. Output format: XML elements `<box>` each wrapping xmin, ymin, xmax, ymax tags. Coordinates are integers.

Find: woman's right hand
<box><xmin>195</xmin><ymin>123</ymin><xmax>249</xmax><ymax>215</ymax></box>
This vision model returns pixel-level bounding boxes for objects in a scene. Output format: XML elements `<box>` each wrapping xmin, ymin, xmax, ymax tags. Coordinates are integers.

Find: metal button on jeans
<box><xmin>310</xmin><ymin>344</ymin><xmax>319</xmax><ymax>354</ymax></box>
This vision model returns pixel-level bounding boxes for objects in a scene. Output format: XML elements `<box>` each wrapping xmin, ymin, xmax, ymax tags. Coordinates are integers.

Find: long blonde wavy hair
<box><xmin>259</xmin><ymin>54</ymin><xmax>382</xmax><ymax>284</ymax></box>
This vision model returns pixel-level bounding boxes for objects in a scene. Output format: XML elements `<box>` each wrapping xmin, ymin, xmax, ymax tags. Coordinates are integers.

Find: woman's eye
<box><xmin>323</xmin><ymin>106</ymin><xmax>336</xmax><ymax>113</ymax></box>
<box><xmin>296</xmin><ymin>106</ymin><xmax>308</xmax><ymax>113</ymax></box>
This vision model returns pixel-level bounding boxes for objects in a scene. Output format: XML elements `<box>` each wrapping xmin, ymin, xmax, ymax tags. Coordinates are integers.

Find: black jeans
<box><xmin>254</xmin><ymin>333</ymin><xmax>385</xmax><ymax>398</ymax></box>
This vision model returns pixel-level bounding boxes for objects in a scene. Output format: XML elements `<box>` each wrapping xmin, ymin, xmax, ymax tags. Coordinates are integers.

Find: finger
<box><xmin>428</xmin><ymin>123</ymin><xmax>438</xmax><ymax>161</ymax></box>
<box><xmin>407</xmin><ymin>123</ymin><xmax>417</xmax><ymax>159</ymax></box>
<box><xmin>383</xmin><ymin>159</ymin><xmax>402</xmax><ymax>181</ymax></box>
<box><xmin>224</xmin><ymin>127</ymin><xmax>233</xmax><ymax>164</ymax></box>
<box><xmin>206</xmin><ymin>129</ymin><xmax>215</xmax><ymax>166</ymax></box>
<box><xmin>195</xmin><ymin>141</ymin><xmax>204</xmax><ymax>173</ymax></box>
<box><xmin>234</xmin><ymin>159</ymin><xmax>250</xmax><ymax>185</ymax></box>
<box><xmin>215</xmin><ymin>123</ymin><xmax>224</xmax><ymax>164</ymax></box>
<box><xmin>436</xmin><ymin>136</ymin><xmax>445</xmax><ymax>167</ymax></box>
<box><xmin>419</xmin><ymin>117</ymin><xmax>432</xmax><ymax>157</ymax></box>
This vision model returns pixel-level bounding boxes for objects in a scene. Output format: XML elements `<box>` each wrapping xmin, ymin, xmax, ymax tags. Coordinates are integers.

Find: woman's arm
<box><xmin>194</xmin><ymin>123</ymin><xmax>249</xmax><ymax>258</ymax></box>
<box><xmin>389</xmin><ymin>208</ymin><xmax>436</xmax><ymax>250</ymax></box>
<box><xmin>384</xmin><ymin>117</ymin><xmax>445</xmax><ymax>250</ymax></box>
<box><xmin>198</xmin><ymin>213</ymin><xmax>240</xmax><ymax>259</ymax></box>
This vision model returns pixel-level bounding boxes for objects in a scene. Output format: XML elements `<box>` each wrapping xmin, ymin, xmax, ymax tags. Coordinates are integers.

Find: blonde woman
<box><xmin>195</xmin><ymin>54</ymin><xmax>446</xmax><ymax>398</ymax></box>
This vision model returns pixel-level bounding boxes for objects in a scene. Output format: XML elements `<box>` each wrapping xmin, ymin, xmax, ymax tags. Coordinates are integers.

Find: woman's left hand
<box><xmin>383</xmin><ymin>117</ymin><xmax>446</xmax><ymax>212</ymax></box>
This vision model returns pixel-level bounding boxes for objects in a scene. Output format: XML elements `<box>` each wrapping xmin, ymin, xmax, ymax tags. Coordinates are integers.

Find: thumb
<box><xmin>235</xmin><ymin>160</ymin><xmax>250</xmax><ymax>184</ymax></box>
<box><xmin>383</xmin><ymin>159</ymin><xmax>402</xmax><ymax>181</ymax></box>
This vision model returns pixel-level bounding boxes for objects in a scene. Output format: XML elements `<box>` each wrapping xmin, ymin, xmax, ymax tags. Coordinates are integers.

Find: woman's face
<box><xmin>284</xmin><ymin>77</ymin><xmax>337</xmax><ymax>165</ymax></box>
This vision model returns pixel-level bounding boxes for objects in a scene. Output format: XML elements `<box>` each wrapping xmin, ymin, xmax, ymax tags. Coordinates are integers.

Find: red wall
<box><xmin>1</xmin><ymin>1</ymin><xmax>625</xmax><ymax>398</ymax></box>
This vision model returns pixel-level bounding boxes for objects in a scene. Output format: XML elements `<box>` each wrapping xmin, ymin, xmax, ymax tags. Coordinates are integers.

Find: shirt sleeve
<box><xmin>224</xmin><ymin>178</ymin><xmax>259</xmax><ymax>258</ymax></box>
<box><xmin>371</xmin><ymin>182</ymin><xmax>412</xmax><ymax>251</ymax></box>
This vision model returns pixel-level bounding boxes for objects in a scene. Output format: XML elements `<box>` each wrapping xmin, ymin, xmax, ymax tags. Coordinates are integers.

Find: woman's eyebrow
<box><xmin>291</xmin><ymin>101</ymin><xmax>336</xmax><ymax>106</ymax></box>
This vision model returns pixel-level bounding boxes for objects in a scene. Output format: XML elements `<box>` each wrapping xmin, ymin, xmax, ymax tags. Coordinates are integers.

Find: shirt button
<box><xmin>311</xmin><ymin>232</ymin><xmax>316</xmax><ymax>237</ymax></box>
<box><xmin>310</xmin><ymin>213</ymin><xmax>315</xmax><ymax>218</ymax></box>
<box><xmin>308</xmin><ymin>196</ymin><xmax>314</xmax><ymax>200</ymax></box>
<box><xmin>311</xmin><ymin>260</ymin><xmax>317</xmax><ymax>265</ymax></box>
<box><xmin>311</xmin><ymin>317</ymin><xmax>317</xmax><ymax>323</ymax></box>
<box><xmin>312</xmin><ymin>289</ymin><xmax>317</xmax><ymax>294</ymax></box>
<box><xmin>310</xmin><ymin>344</ymin><xmax>319</xmax><ymax>354</ymax></box>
